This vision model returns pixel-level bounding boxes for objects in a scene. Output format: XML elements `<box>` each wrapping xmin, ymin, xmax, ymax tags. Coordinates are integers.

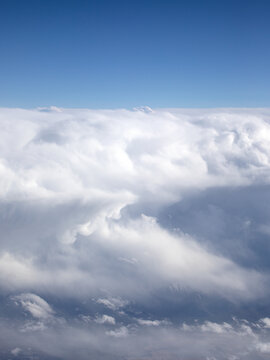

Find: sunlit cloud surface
<box><xmin>1</xmin><ymin>107</ymin><xmax>270</xmax><ymax>359</ymax></box>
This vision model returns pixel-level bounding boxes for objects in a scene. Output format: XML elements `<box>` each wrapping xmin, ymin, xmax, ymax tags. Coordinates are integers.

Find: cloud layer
<box><xmin>1</xmin><ymin>107</ymin><xmax>270</xmax><ymax>358</ymax></box>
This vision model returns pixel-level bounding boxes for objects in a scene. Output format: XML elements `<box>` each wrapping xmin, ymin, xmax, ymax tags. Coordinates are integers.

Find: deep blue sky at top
<box><xmin>0</xmin><ymin>0</ymin><xmax>270</xmax><ymax>108</ymax></box>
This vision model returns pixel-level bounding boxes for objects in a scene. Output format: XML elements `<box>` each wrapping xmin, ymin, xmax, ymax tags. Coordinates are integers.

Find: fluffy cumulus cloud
<box><xmin>1</xmin><ymin>107</ymin><xmax>270</xmax><ymax>359</ymax></box>
<box><xmin>13</xmin><ymin>293</ymin><xmax>54</xmax><ymax>319</ymax></box>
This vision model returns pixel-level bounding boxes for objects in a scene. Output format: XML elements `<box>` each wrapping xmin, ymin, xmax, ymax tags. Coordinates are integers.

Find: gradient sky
<box><xmin>0</xmin><ymin>0</ymin><xmax>270</xmax><ymax>108</ymax></box>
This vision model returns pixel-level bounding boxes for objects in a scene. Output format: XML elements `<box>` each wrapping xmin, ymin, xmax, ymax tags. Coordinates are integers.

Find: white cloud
<box><xmin>260</xmin><ymin>317</ymin><xmax>270</xmax><ymax>328</ymax></box>
<box><xmin>1</xmin><ymin>107</ymin><xmax>270</xmax><ymax>358</ymax></box>
<box><xmin>2</xmin><ymin>315</ymin><xmax>270</xmax><ymax>359</ymax></box>
<box><xmin>96</xmin><ymin>297</ymin><xmax>128</xmax><ymax>310</ymax></box>
<box><xmin>0</xmin><ymin>108</ymin><xmax>268</xmax><ymax>301</ymax></box>
<box><xmin>106</xmin><ymin>326</ymin><xmax>128</xmax><ymax>338</ymax></box>
<box><xmin>20</xmin><ymin>320</ymin><xmax>47</xmax><ymax>332</ymax></box>
<box><xmin>13</xmin><ymin>293</ymin><xmax>54</xmax><ymax>319</ymax></box>
<box><xmin>95</xmin><ymin>315</ymin><xmax>116</xmax><ymax>325</ymax></box>
<box><xmin>200</xmin><ymin>321</ymin><xmax>233</xmax><ymax>334</ymax></box>
<box><xmin>256</xmin><ymin>342</ymin><xmax>270</xmax><ymax>353</ymax></box>
<box><xmin>137</xmin><ymin>319</ymin><xmax>169</xmax><ymax>326</ymax></box>
<box><xmin>182</xmin><ymin>321</ymin><xmax>233</xmax><ymax>334</ymax></box>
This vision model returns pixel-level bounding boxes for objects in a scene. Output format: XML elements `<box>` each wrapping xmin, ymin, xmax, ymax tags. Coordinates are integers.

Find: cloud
<box><xmin>260</xmin><ymin>318</ymin><xmax>270</xmax><ymax>328</ymax></box>
<box><xmin>256</xmin><ymin>342</ymin><xmax>270</xmax><ymax>353</ymax></box>
<box><xmin>106</xmin><ymin>326</ymin><xmax>129</xmax><ymax>338</ymax></box>
<box><xmin>1</xmin><ymin>107</ymin><xmax>270</xmax><ymax>358</ymax></box>
<box><xmin>137</xmin><ymin>318</ymin><xmax>169</xmax><ymax>326</ymax></box>
<box><xmin>10</xmin><ymin>348</ymin><xmax>21</xmax><ymax>356</ymax></box>
<box><xmin>1</xmin><ymin>313</ymin><xmax>270</xmax><ymax>359</ymax></box>
<box><xmin>95</xmin><ymin>315</ymin><xmax>116</xmax><ymax>325</ymax></box>
<box><xmin>96</xmin><ymin>297</ymin><xmax>128</xmax><ymax>310</ymax></box>
<box><xmin>13</xmin><ymin>293</ymin><xmax>54</xmax><ymax>320</ymax></box>
<box><xmin>183</xmin><ymin>321</ymin><xmax>233</xmax><ymax>334</ymax></box>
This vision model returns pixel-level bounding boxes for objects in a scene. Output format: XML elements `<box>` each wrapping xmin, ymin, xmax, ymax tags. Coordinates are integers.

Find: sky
<box><xmin>0</xmin><ymin>0</ymin><xmax>270</xmax><ymax>108</ymax></box>
<box><xmin>2</xmin><ymin>2</ymin><xmax>270</xmax><ymax>360</ymax></box>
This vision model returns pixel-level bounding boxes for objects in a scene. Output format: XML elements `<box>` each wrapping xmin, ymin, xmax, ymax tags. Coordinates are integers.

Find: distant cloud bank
<box><xmin>1</xmin><ymin>107</ymin><xmax>270</xmax><ymax>359</ymax></box>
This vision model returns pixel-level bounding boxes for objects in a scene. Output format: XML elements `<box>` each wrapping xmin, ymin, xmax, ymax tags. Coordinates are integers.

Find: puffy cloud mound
<box><xmin>1</xmin><ymin>107</ymin><xmax>270</xmax><ymax>359</ymax></box>
<box><xmin>13</xmin><ymin>293</ymin><xmax>54</xmax><ymax>319</ymax></box>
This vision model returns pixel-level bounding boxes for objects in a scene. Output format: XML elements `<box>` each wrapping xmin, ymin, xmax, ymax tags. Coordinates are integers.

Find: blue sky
<box><xmin>1</xmin><ymin>0</ymin><xmax>270</xmax><ymax>108</ymax></box>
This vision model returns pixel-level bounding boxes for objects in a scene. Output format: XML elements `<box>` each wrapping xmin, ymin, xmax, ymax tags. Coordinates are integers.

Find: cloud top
<box><xmin>1</xmin><ymin>107</ymin><xmax>270</xmax><ymax>359</ymax></box>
